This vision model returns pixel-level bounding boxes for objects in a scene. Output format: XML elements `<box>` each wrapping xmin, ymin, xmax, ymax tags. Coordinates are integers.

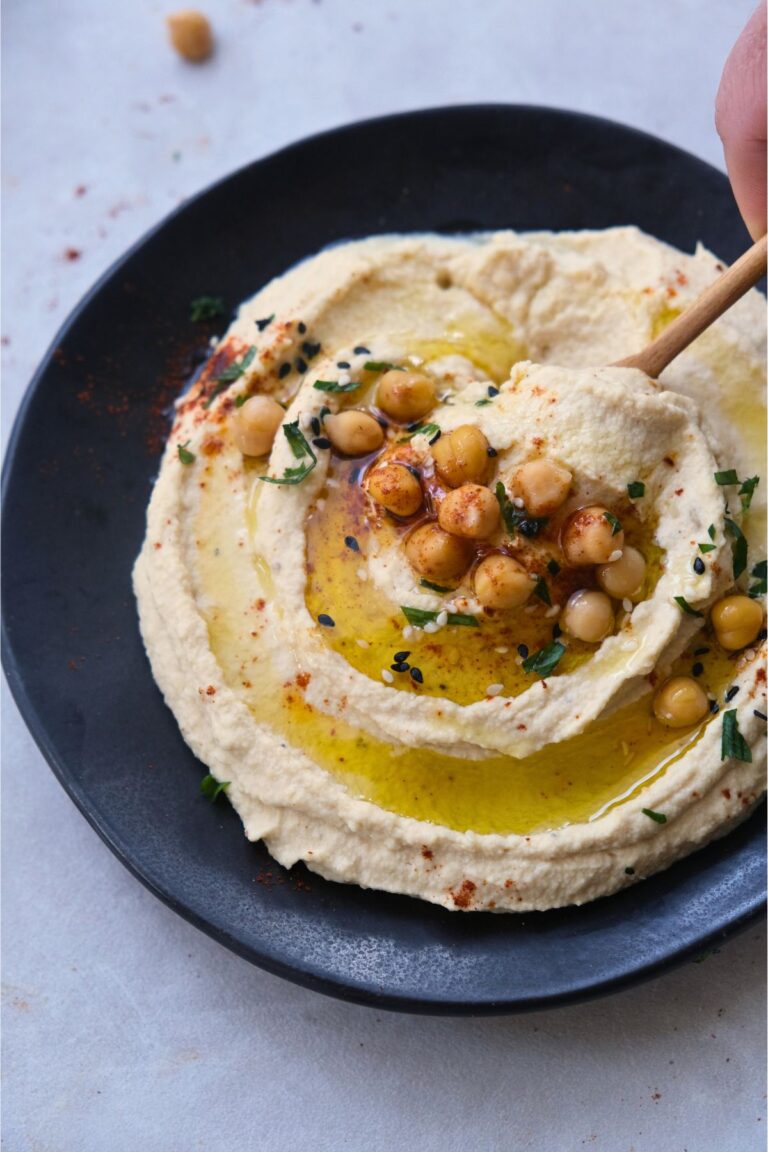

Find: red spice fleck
<box><xmin>255</xmin><ymin>598</ymin><xmax>266</xmax><ymax>611</ymax></box>
<box><xmin>666</xmin><ymin>286</ymin><xmax>678</xmax><ymax>298</ymax></box>
<box><xmin>242</xmin><ymin>680</ymin><xmax>252</xmax><ymax>689</ymax></box>
<box><xmin>296</xmin><ymin>672</ymin><xmax>311</xmax><ymax>689</ymax></box>
<box><xmin>517</xmin><ymin>723</ymin><xmax>527</xmax><ymax>730</ymax></box>
<box><xmin>450</xmin><ymin>879</ymin><xmax>477</xmax><ymax>909</ymax></box>
<box><xmin>652</xmin><ymin>1092</ymin><xmax>662</xmax><ymax>1102</ymax></box>
<box><xmin>675</xmin><ymin>488</ymin><xmax>684</xmax><ymax>496</ymax></box>
<box><xmin>63</xmin><ymin>247</ymin><xmax>82</xmax><ymax>262</ymax></box>
<box><xmin>421</xmin><ymin>846</ymin><xmax>434</xmax><ymax>860</ymax></box>
<box><xmin>532</xmin><ymin>436</ymin><xmax>544</xmax><ymax>448</ymax></box>
<box><xmin>504</xmin><ymin>878</ymin><xmax>516</xmax><ymax>889</ymax></box>
<box><xmin>201</xmin><ymin>436</ymin><xmax>224</xmax><ymax>457</ymax></box>
<box><xmin>756</xmin><ymin>667</ymin><xmax>766</xmax><ymax>683</ymax></box>
<box><xmin>205</xmin><ymin>685</ymin><xmax>216</xmax><ymax>696</ymax></box>
<box><xmin>722</xmin><ymin>788</ymin><xmax>731</xmax><ymax>800</ymax></box>
<box><xmin>74</xmin><ymin>185</ymin><xmax>88</xmax><ymax>197</ymax></box>
<box><xmin>153</xmin><ymin>542</ymin><xmax>162</xmax><ymax>550</ymax></box>
<box><xmin>676</xmin><ymin>271</ymin><xmax>688</xmax><ymax>286</ymax></box>
<box><xmin>663</xmin><ymin>456</ymin><xmax>675</xmax><ymax>466</ymax></box>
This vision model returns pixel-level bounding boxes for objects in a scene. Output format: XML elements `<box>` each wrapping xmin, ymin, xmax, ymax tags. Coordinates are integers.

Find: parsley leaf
<box><xmin>419</xmin><ymin>579</ymin><xmax>452</xmax><ymax>594</ymax></box>
<box><xmin>641</xmin><ymin>808</ymin><xmax>667</xmax><ymax>824</ymax></box>
<box><xmin>401</xmin><ymin>606</ymin><xmax>478</xmax><ymax>628</ymax></box>
<box><xmin>533</xmin><ymin>576</ymin><xmax>552</xmax><ymax>605</ymax></box>
<box><xmin>739</xmin><ymin>475</ymin><xmax>760</xmax><ymax>511</ymax></box>
<box><xmin>674</xmin><ymin>595</ymin><xmax>703</xmax><ymax>617</ymax></box>
<box><xmin>402</xmin><ymin>422</ymin><xmax>441</xmax><ymax>444</ymax></box>
<box><xmin>190</xmin><ymin>296</ymin><xmax>225</xmax><ymax>322</ymax></box>
<box><xmin>724</xmin><ymin>517</ymin><xmax>748</xmax><ymax>579</ymax></box>
<box><xmin>177</xmin><ymin>441</ymin><xmax>195</xmax><ymax>465</ymax></box>
<box><xmin>721</xmin><ymin>709</ymin><xmax>752</xmax><ymax>763</ymax></box>
<box><xmin>313</xmin><ymin>379</ymin><xmax>361</xmax><ymax>393</ymax></box>
<box><xmin>627</xmin><ymin>481</ymin><xmax>645</xmax><ymax>499</ymax></box>
<box><xmin>698</xmin><ymin>542</ymin><xmax>716</xmax><ymax>554</ymax></box>
<box><xmin>522</xmin><ymin>640</ymin><xmax>566</xmax><ymax>677</ymax></box>
<box><xmin>495</xmin><ymin>482</ymin><xmax>548</xmax><ymax>538</ymax></box>
<box><xmin>215</xmin><ymin>345</ymin><xmax>257</xmax><ymax>384</ymax></box>
<box><xmin>749</xmin><ymin>558</ymin><xmax>767</xmax><ymax>597</ymax></box>
<box><xmin>200</xmin><ymin>774</ymin><xmax>230</xmax><ymax>801</ymax></box>
<box><xmin>714</xmin><ymin>469</ymin><xmax>739</xmax><ymax>486</ymax></box>
<box><xmin>603</xmin><ymin>511</ymin><xmax>623</xmax><ymax>536</ymax></box>
<box><xmin>259</xmin><ymin>422</ymin><xmax>318</xmax><ymax>486</ymax></box>
<box><xmin>363</xmin><ymin>360</ymin><xmax>403</xmax><ymax>373</ymax></box>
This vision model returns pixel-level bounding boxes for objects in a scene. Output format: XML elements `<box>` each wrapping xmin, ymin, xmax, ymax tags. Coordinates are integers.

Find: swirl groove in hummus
<box><xmin>134</xmin><ymin>228</ymin><xmax>766</xmax><ymax>912</ymax></box>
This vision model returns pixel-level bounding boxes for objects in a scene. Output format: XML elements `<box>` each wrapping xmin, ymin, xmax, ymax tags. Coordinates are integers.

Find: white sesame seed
<box><xmin>745</xmin><ymin>648</ymin><xmax>757</xmax><ymax>661</ymax></box>
<box><xmin>325</xmin><ymin>478</ymin><xmax>339</xmax><ymax>489</ymax></box>
<box><xmin>513</xmin><ymin>496</ymin><xmax>525</xmax><ymax>508</ymax></box>
<box><xmin>495</xmin><ymin>646</ymin><xmax>509</xmax><ymax>654</ymax></box>
<box><xmin>356</xmin><ymin>567</ymin><xmax>368</xmax><ymax>581</ymax></box>
<box><xmin>436</xmin><ymin>610</ymin><xmax>448</xmax><ymax>626</ymax></box>
<box><xmin>608</xmin><ymin>549</ymin><xmax>623</xmax><ymax>563</ymax></box>
<box><xmin>356</xmin><ymin>638</ymin><xmax>369</xmax><ymax>649</ymax></box>
<box><xmin>423</xmin><ymin>621</ymin><xmax>439</xmax><ymax>633</ymax></box>
<box><xmin>545</xmin><ymin>604</ymin><xmax>560</xmax><ymax>618</ymax></box>
<box><xmin>622</xmin><ymin>598</ymin><xmax>633</xmax><ymax>613</ymax></box>
<box><xmin>315</xmin><ymin>498</ymin><xmax>326</xmax><ymax>511</ymax></box>
<box><xmin>514</xmin><ymin>655</ymin><xmax>524</xmax><ymax>666</ymax></box>
<box><xmin>402</xmin><ymin>625</ymin><xmax>414</xmax><ymax>640</ymax></box>
<box><xmin>486</xmin><ymin>683</ymin><xmax>504</xmax><ymax>696</ymax></box>
<box><xmin>381</xmin><ymin>669</ymin><xmax>394</xmax><ymax>683</ymax></box>
<box><xmin>338</xmin><ymin>373</ymin><xmax>352</xmax><ymax>386</ymax></box>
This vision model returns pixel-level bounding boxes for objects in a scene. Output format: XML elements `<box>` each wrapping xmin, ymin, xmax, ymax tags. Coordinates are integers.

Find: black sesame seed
<box><xmin>552</xmin><ymin>623</ymin><xmax>562</xmax><ymax>640</ymax></box>
<box><xmin>376</xmin><ymin>417</ymin><xmax>389</xmax><ymax>429</ymax></box>
<box><xmin>692</xmin><ymin>662</ymin><xmax>704</xmax><ymax>677</ymax></box>
<box><xmin>487</xmin><ymin>385</ymin><xmax>500</xmax><ymax>397</ymax></box>
<box><xmin>312</xmin><ymin>437</ymin><xmax>331</xmax><ymax>449</ymax></box>
<box><xmin>310</xmin><ymin>416</ymin><xmax>321</xmax><ymax>436</ymax></box>
<box><xmin>348</xmin><ymin>468</ymin><xmax>360</xmax><ymax>485</ymax></box>
<box><xmin>317</xmin><ymin>613</ymin><xmax>335</xmax><ymax>627</ymax></box>
<box><xmin>354</xmin><ymin>345</ymin><xmax>370</xmax><ymax>355</ymax></box>
<box><xmin>693</xmin><ymin>646</ymin><xmax>710</xmax><ymax>656</ymax></box>
<box><xmin>487</xmin><ymin>446</ymin><xmax>498</xmax><ymax>457</ymax></box>
<box><xmin>255</xmin><ymin>316</ymin><xmax>273</xmax><ymax>331</ymax></box>
<box><xmin>344</xmin><ymin>535</ymin><xmax>360</xmax><ymax>552</ymax></box>
<box><xmin>725</xmin><ymin>685</ymin><xmax>740</xmax><ymax>702</ymax></box>
<box><xmin>517</xmin><ymin>644</ymin><xmax>529</xmax><ymax>658</ymax></box>
<box><xmin>295</xmin><ymin>356</ymin><xmax>308</xmax><ymax>374</ymax></box>
<box><xmin>410</xmin><ymin>667</ymin><xmax>424</xmax><ymax>684</ymax></box>
<box><xmin>406</xmin><ymin>464</ymin><xmax>421</xmax><ymax>481</ymax></box>
<box><xmin>302</xmin><ymin>340</ymin><xmax>321</xmax><ymax>359</ymax></box>
<box><xmin>754</xmin><ymin>710</ymin><xmax>767</xmax><ymax>722</ymax></box>
<box><xmin>278</xmin><ymin>362</ymin><xmax>291</xmax><ymax>379</ymax></box>
<box><xmin>709</xmin><ymin>699</ymin><xmax>719</xmax><ymax>714</ymax></box>
<box><xmin>391</xmin><ymin>662</ymin><xmax>410</xmax><ymax>672</ymax></box>
<box><xmin>758</xmin><ymin>628</ymin><xmax>767</xmax><ymax>642</ymax></box>
<box><xmin>297</xmin><ymin>321</ymin><xmax>307</xmax><ymax>334</ymax></box>
<box><xmin>547</xmin><ymin>559</ymin><xmax>561</xmax><ymax>577</ymax></box>
<box><xmin>393</xmin><ymin>650</ymin><xmax>411</xmax><ymax>662</ymax></box>
<box><xmin>693</xmin><ymin>557</ymin><xmax>705</xmax><ymax>575</ymax></box>
<box><xmin>337</xmin><ymin>361</ymin><xmax>350</xmax><ymax>369</ymax></box>
<box><xmin>624</xmin><ymin>866</ymin><xmax>635</xmax><ymax>876</ymax></box>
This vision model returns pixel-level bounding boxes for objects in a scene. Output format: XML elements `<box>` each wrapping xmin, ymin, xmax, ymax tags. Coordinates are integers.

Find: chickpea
<box><xmin>166</xmin><ymin>10</ymin><xmax>214</xmax><ymax>61</ymax></box>
<box><xmin>404</xmin><ymin>522</ymin><xmax>474</xmax><ymax>584</ymax></box>
<box><xmin>596</xmin><ymin>545</ymin><xmax>647</xmax><ymax>600</ymax></box>
<box><xmin>710</xmin><ymin>595</ymin><xmax>764</xmax><ymax>651</ymax></box>
<box><xmin>376</xmin><ymin>370</ymin><xmax>436</xmax><ymax>422</ymax></box>
<box><xmin>562</xmin><ymin>589</ymin><xmax>614</xmax><ymax>643</ymax></box>
<box><xmin>653</xmin><ymin>676</ymin><xmax>709</xmax><ymax>728</ymax></box>
<box><xmin>437</xmin><ymin>483</ymin><xmax>500</xmax><ymax>540</ymax></box>
<box><xmin>366</xmin><ymin>463</ymin><xmax>423</xmax><ymax>517</ymax></box>
<box><xmin>513</xmin><ymin>458</ymin><xmax>572</xmax><ymax>516</ymax></box>
<box><xmin>324</xmin><ymin>410</ymin><xmax>384</xmax><ymax>456</ymax></box>
<box><xmin>233</xmin><ymin>395</ymin><xmax>284</xmax><ymax>457</ymax></box>
<box><xmin>561</xmin><ymin>505</ymin><xmax>625</xmax><ymax>567</ymax></box>
<box><xmin>432</xmin><ymin>425</ymin><xmax>491</xmax><ymax>488</ymax></box>
<box><xmin>473</xmin><ymin>554</ymin><xmax>534</xmax><ymax>609</ymax></box>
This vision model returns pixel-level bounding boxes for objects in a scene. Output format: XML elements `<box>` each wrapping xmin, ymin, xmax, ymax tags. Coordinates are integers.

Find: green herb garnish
<box><xmin>707</xmin><ymin>524</ymin><xmax>716</xmax><ymax>540</ymax></box>
<box><xmin>363</xmin><ymin>360</ymin><xmax>403</xmax><ymax>373</ymax></box>
<box><xmin>721</xmin><ymin>709</ymin><xmax>752</xmax><ymax>763</ymax></box>
<box><xmin>190</xmin><ymin>295</ymin><xmax>225</xmax><ymax>322</ymax></box>
<box><xmin>201</xmin><ymin>774</ymin><xmax>230</xmax><ymax>802</ymax></box>
<box><xmin>674</xmin><ymin>596</ymin><xmax>703</xmax><ymax>617</ymax></box>
<box><xmin>495</xmin><ymin>482</ymin><xmax>548</xmax><ymax>538</ymax></box>
<box><xmin>401</xmin><ymin>606</ymin><xmax>478</xmax><ymax>628</ymax></box>
<box><xmin>313</xmin><ymin>379</ymin><xmax>361</xmax><ymax>393</ymax></box>
<box><xmin>714</xmin><ymin>469</ymin><xmax>739</xmax><ymax>486</ymax></box>
<box><xmin>474</xmin><ymin>398</ymin><xmax>492</xmax><ymax>407</ymax></box>
<box><xmin>215</xmin><ymin>345</ymin><xmax>257</xmax><ymax>384</ymax></box>
<box><xmin>641</xmin><ymin>808</ymin><xmax>667</xmax><ymax>824</ymax></box>
<box><xmin>698</xmin><ymin>542</ymin><xmax>716</xmax><ymax>554</ymax></box>
<box><xmin>533</xmin><ymin>576</ymin><xmax>551</xmax><ymax>606</ymax></box>
<box><xmin>603</xmin><ymin>511</ymin><xmax>623</xmax><ymax>536</ymax></box>
<box><xmin>403</xmin><ymin>422</ymin><xmax>441</xmax><ymax>444</ymax></box>
<box><xmin>547</xmin><ymin>559</ymin><xmax>561</xmax><ymax>577</ymax></box>
<box><xmin>177</xmin><ymin>441</ymin><xmax>195</xmax><ymax>464</ymax></box>
<box><xmin>627</xmin><ymin>481</ymin><xmax>645</xmax><ymax>499</ymax></box>
<box><xmin>724</xmin><ymin>517</ymin><xmax>748</xmax><ymax>579</ymax></box>
<box><xmin>419</xmin><ymin>579</ymin><xmax>452</xmax><ymax>594</ymax></box>
<box><xmin>748</xmin><ymin>559</ymin><xmax>767</xmax><ymax>597</ymax></box>
<box><xmin>522</xmin><ymin>640</ymin><xmax>566</xmax><ymax>677</ymax></box>
<box><xmin>738</xmin><ymin>475</ymin><xmax>760</xmax><ymax>511</ymax></box>
<box><xmin>259</xmin><ymin>422</ymin><xmax>317</xmax><ymax>486</ymax></box>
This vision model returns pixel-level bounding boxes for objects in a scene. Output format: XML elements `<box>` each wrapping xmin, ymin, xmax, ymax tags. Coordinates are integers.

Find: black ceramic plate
<box><xmin>3</xmin><ymin>106</ymin><xmax>765</xmax><ymax>1015</ymax></box>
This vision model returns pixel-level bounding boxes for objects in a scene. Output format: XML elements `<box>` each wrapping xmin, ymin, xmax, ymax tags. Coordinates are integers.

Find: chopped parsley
<box><xmin>674</xmin><ymin>595</ymin><xmax>703</xmax><ymax>617</ymax></box>
<box><xmin>401</xmin><ymin>606</ymin><xmax>478</xmax><ymax>628</ymax></box>
<box><xmin>234</xmin><ymin>393</ymin><xmax>249</xmax><ymax>408</ymax></box>
<box><xmin>419</xmin><ymin>579</ymin><xmax>452</xmax><ymax>593</ymax></box>
<box><xmin>363</xmin><ymin>360</ymin><xmax>403</xmax><ymax>373</ymax></box>
<box><xmin>627</xmin><ymin>480</ymin><xmax>645</xmax><ymax>499</ymax></box>
<box><xmin>532</xmin><ymin>576</ymin><xmax>552</xmax><ymax>606</ymax></box>
<box><xmin>177</xmin><ymin>440</ymin><xmax>195</xmax><ymax>465</ymax></box>
<box><xmin>721</xmin><ymin>709</ymin><xmax>752</xmax><ymax>763</ymax></box>
<box><xmin>259</xmin><ymin>422</ymin><xmax>317</xmax><ymax>486</ymax></box>
<box><xmin>642</xmin><ymin>808</ymin><xmax>667</xmax><ymax>824</ymax></box>
<box><xmin>707</xmin><ymin>524</ymin><xmax>716</xmax><ymax>540</ymax></box>
<box><xmin>190</xmin><ymin>295</ymin><xmax>225</xmax><ymax>322</ymax></box>
<box><xmin>522</xmin><ymin>640</ymin><xmax>566</xmax><ymax>677</ymax></box>
<box><xmin>403</xmin><ymin>422</ymin><xmax>441</xmax><ymax>444</ymax></box>
<box><xmin>216</xmin><ymin>345</ymin><xmax>257</xmax><ymax>384</ymax></box>
<box><xmin>724</xmin><ymin>517</ymin><xmax>748</xmax><ymax>579</ymax></box>
<box><xmin>495</xmin><ymin>482</ymin><xmax>548</xmax><ymax>538</ymax></box>
<box><xmin>739</xmin><ymin>475</ymin><xmax>760</xmax><ymax>510</ymax></box>
<box><xmin>313</xmin><ymin>379</ymin><xmax>360</xmax><ymax>393</ymax></box>
<box><xmin>698</xmin><ymin>541</ymin><xmax>716</xmax><ymax>554</ymax></box>
<box><xmin>714</xmin><ymin>469</ymin><xmax>739</xmax><ymax>486</ymax></box>
<box><xmin>748</xmin><ymin>559</ymin><xmax>767</xmax><ymax>597</ymax></box>
<box><xmin>474</xmin><ymin>398</ymin><xmax>492</xmax><ymax>407</ymax></box>
<box><xmin>255</xmin><ymin>314</ymin><xmax>275</xmax><ymax>331</ymax></box>
<box><xmin>200</xmin><ymin>774</ymin><xmax>229</xmax><ymax>802</ymax></box>
<box><xmin>603</xmin><ymin>511</ymin><xmax>623</xmax><ymax>536</ymax></box>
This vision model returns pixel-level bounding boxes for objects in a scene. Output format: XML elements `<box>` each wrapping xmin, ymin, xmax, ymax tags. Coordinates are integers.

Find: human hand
<box><xmin>716</xmin><ymin>3</ymin><xmax>767</xmax><ymax>239</ymax></box>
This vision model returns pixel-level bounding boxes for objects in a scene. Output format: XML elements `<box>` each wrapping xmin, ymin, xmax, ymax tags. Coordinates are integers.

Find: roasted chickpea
<box><xmin>233</xmin><ymin>395</ymin><xmax>284</xmax><ymax>457</ymax></box>
<box><xmin>653</xmin><ymin>676</ymin><xmax>709</xmax><ymax>728</ymax></box>
<box><xmin>376</xmin><ymin>370</ymin><xmax>436</xmax><ymax>422</ymax></box>
<box><xmin>473</xmin><ymin>554</ymin><xmax>534</xmax><ymax>609</ymax></box>
<box><xmin>404</xmin><ymin>522</ymin><xmax>474</xmax><ymax>584</ymax></box>
<box><xmin>324</xmin><ymin>410</ymin><xmax>384</xmax><ymax>456</ymax></box>
<box><xmin>561</xmin><ymin>505</ymin><xmax>625</xmax><ymax>567</ymax></box>
<box><xmin>366</xmin><ymin>463</ymin><xmax>423</xmax><ymax>517</ymax></box>
<box><xmin>596</xmin><ymin>545</ymin><xmax>647</xmax><ymax>600</ymax></box>
<box><xmin>437</xmin><ymin>483</ymin><xmax>500</xmax><ymax>540</ymax></box>
<box><xmin>432</xmin><ymin>425</ymin><xmax>491</xmax><ymax>488</ymax></box>
<box><xmin>562</xmin><ymin>589</ymin><xmax>614</xmax><ymax>643</ymax></box>
<box><xmin>513</xmin><ymin>458</ymin><xmax>572</xmax><ymax>516</ymax></box>
<box><xmin>166</xmin><ymin>10</ymin><xmax>214</xmax><ymax>61</ymax></box>
<box><xmin>710</xmin><ymin>595</ymin><xmax>764</xmax><ymax>651</ymax></box>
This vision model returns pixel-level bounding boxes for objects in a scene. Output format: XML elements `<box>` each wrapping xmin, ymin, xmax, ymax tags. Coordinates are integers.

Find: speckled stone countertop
<box><xmin>3</xmin><ymin>2</ymin><xmax>765</xmax><ymax>1149</ymax></box>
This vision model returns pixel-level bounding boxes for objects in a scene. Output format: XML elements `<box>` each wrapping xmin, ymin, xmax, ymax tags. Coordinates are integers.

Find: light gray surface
<box><xmin>2</xmin><ymin>1</ymin><xmax>765</xmax><ymax>1149</ymax></box>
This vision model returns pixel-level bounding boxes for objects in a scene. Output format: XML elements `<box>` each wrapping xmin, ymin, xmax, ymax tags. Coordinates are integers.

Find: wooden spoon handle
<box><xmin>614</xmin><ymin>234</ymin><xmax>767</xmax><ymax>378</ymax></box>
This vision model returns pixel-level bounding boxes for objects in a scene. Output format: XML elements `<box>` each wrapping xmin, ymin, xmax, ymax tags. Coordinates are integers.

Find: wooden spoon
<box><xmin>614</xmin><ymin>233</ymin><xmax>767</xmax><ymax>378</ymax></box>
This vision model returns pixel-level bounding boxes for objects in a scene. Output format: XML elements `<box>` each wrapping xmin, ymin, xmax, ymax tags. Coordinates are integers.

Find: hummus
<box><xmin>134</xmin><ymin>228</ymin><xmax>766</xmax><ymax>912</ymax></box>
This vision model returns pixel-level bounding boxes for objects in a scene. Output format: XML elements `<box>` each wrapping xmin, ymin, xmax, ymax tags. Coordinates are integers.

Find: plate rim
<box><xmin>3</xmin><ymin>102</ymin><xmax>765</xmax><ymax>1016</ymax></box>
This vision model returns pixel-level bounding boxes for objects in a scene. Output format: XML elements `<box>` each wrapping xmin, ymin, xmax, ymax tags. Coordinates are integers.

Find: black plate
<box><xmin>3</xmin><ymin>106</ymin><xmax>765</xmax><ymax>1015</ymax></box>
